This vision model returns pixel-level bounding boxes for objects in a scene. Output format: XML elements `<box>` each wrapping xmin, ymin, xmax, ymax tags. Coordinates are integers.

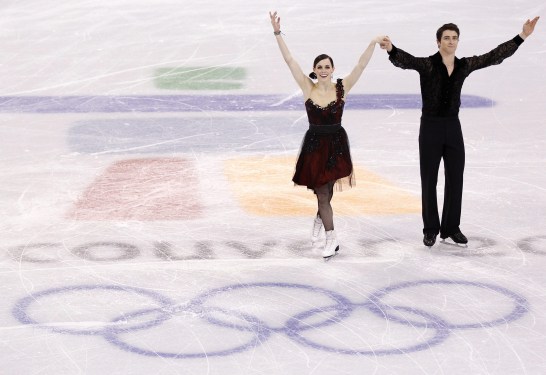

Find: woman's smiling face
<box><xmin>313</xmin><ymin>58</ymin><xmax>335</xmax><ymax>80</ymax></box>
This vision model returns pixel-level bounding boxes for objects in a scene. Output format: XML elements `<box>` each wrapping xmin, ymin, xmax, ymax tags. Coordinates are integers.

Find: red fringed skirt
<box><xmin>292</xmin><ymin>124</ymin><xmax>354</xmax><ymax>191</ymax></box>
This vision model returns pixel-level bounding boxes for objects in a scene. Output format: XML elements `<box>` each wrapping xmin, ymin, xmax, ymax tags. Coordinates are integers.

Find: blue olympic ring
<box><xmin>286</xmin><ymin>303</ymin><xmax>450</xmax><ymax>355</ymax></box>
<box><xmin>105</xmin><ymin>305</ymin><xmax>272</xmax><ymax>358</ymax></box>
<box><xmin>366</xmin><ymin>279</ymin><xmax>530</xmax><ymax>329</ymax></box>
<box><xmin>106</xmin><ymin>282</ymin><xmax>352</xmax><ymax>358</ymax></box>
<box><xmin>12</xmin><ymin>284</ymin><xmax>175</xmax><ymax>335</ymax></box>
<box><xmin>12</xmin><ymin>279</ymin><xmax>529</xmax><ymax>358</ymax></box>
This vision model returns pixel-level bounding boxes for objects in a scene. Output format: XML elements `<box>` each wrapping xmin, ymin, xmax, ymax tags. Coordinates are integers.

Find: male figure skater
<box><xmin>380</xmin><ymin>17</ymin><xmax>539</xmax><ymax>247</ymax></box>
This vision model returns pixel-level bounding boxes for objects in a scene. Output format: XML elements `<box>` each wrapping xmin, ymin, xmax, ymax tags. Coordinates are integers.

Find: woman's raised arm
<box><xmin>269</xmin><ymin>11</ymin><xmax>313</xmax><ymax>95</ymax></box>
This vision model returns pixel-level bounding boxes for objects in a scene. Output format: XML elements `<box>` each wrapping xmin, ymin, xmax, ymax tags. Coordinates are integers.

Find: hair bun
<box><xmin>309</xmin><ymin>72</ymin><xmax>317</xmax><ymax>79</ymax></box>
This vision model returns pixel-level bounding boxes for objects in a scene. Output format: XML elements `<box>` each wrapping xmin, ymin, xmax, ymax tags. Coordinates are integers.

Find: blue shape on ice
<box><xmin>0</xmin><ymin>93</ymin><xmax>493</xmax><ymax>113</ymax></box>
<box><xmin>67</xmin><ymin>116</ymin><xmax>307</xmax><ymax>154</ymax></box>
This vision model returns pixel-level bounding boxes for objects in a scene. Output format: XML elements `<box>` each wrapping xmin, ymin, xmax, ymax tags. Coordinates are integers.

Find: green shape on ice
<box><xmin>154</xmin><ymin>66</ymin><xmax>246</xmax><ymax>90</ymax></box>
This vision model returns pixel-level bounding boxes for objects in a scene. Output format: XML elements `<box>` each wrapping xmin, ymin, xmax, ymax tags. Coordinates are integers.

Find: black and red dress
<box><xmin>292</xmin><ymin>78</ymin><xmax>354</xmax><ymax>191</ymax></box>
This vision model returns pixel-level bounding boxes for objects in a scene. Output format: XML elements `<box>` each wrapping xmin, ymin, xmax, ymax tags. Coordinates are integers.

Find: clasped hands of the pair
<box><xmin>376</xmin><ymin>35</ymin><xmax>391</xmax><ymax>50</ymax></box>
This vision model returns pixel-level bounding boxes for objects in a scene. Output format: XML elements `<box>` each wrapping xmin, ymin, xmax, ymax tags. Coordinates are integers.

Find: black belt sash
<box><xmin>308</xmin><ymin>123</ymin><xmax>341</xmax><ymax>134</ymax></box>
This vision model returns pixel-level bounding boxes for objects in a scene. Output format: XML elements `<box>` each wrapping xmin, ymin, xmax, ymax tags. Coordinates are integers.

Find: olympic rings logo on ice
<box><xmin>12</xmin><ymin>279</ymin><xmax>529</xmax><ymax>358</ymax></box>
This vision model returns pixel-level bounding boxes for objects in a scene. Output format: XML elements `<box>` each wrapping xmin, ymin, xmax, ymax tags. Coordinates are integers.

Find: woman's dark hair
<box><xmin>309</xmin><ymin>54</ymin><xmax>334</xmax><ymax>79</ymax></box>
<box><xmin>436</xmin><ymin>23</ymin><xmax>460</xmax><ymax>42</ymax></box>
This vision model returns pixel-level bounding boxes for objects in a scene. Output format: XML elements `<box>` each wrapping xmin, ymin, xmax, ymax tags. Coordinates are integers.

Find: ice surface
<box><xmin>1</xmin><ymin>0</ymin><xmax>546</xmax><ymax>374</ymax></box>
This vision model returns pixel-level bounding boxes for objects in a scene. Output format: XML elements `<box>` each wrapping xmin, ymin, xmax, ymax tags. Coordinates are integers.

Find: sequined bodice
<box><xmin>304</xmin><ymin>79</ymin><xmax>345</xmax><ymax>125</ymax></box>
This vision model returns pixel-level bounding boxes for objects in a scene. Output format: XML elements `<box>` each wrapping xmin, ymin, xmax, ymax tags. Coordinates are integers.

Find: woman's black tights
<box><xmin>315</xmin><ymin>182</ymin><xmax>335</xmax><ymax>231</ymax></box>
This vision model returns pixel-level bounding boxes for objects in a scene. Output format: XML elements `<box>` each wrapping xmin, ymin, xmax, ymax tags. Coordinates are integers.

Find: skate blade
<box><xmin>322</xmin><ymin>247</ymin><xmax>339</xmax><ymax>261</ymax></box>
<box><xmin>440</xmin><ymin>239</ymin><xmax>469</xmax><ymax>248</ymax></box>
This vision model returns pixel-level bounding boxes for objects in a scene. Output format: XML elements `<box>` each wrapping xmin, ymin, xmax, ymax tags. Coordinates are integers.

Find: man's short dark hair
<box><xmin>436</xmin><ymin>23</ymin><xmax>460</xmax><ymax>41</ymax></box>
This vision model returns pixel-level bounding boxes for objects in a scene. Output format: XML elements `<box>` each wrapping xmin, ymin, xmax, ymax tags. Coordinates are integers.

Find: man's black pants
<box><xmin>418</xmin><ymin>116</ymin><xmax>465</xmax><ymax>237</ymax></box>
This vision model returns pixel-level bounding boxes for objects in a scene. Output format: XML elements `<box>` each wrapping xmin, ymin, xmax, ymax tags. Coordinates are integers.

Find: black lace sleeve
<box><xmin>388</xmin><ymin>45</ymin><xmax>431</xmax><ymax>73</ymax></box>
<box><xmin>465</xmin><ymin>35</ymin><xmax>524</xmax><ymax>73</ymax></box>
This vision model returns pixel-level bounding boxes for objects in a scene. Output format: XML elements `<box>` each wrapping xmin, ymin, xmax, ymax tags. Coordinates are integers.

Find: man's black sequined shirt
<box><xmin>387</xmin><ymin>35</ymin><xmax>524</xmax><ymax>117</ymax></box>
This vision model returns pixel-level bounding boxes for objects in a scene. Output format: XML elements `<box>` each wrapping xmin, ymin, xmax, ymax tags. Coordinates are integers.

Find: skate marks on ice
<box><xmin>0</xmin><ymin>94</ymin><xmax>494</xmax><ymax>113</ymax></box>
<box><xmin>6</xmin><ymin>234</ymin><xmax>546</xmax><ymax>264</ymax></box>
<box><xmin>12</xmin><ymin>279</ymin><xmax>528</xmax><ymax>358</ymax></box>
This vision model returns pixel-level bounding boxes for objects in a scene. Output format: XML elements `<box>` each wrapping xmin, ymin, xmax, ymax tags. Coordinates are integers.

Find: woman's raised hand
<box><xmin>269</xmin><ymin>11</ymin><xmax>281</xmax><ymax>33</ymax></box>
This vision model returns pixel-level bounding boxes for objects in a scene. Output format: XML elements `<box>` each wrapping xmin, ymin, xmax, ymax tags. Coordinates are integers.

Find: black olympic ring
<box><xmin>12</xmin><ymin>279</ymin><xmax>529</xmax><ymax>358</ymax></box>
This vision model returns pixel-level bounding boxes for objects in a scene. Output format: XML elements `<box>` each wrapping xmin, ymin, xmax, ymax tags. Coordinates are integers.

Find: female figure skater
<box><xmin>269</xmin><ymin>11</ymin><xmax>383</xmax><ymax>258</ymax></box>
